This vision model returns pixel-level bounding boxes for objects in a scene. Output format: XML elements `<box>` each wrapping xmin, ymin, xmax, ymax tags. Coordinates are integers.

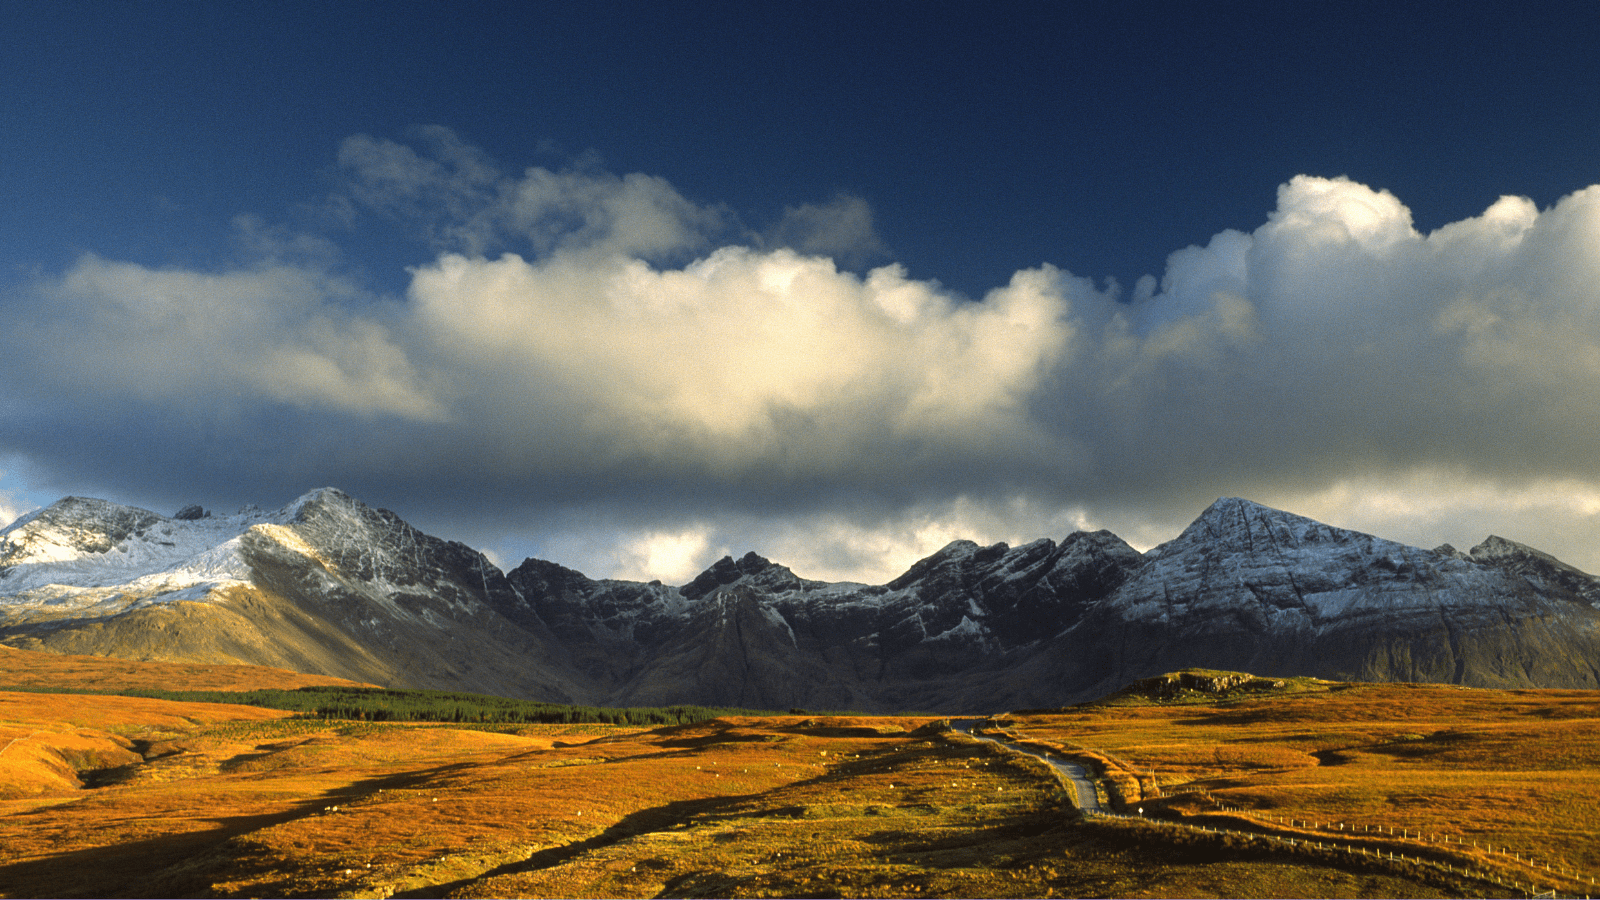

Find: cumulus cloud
<box><xmin>0</xmin><ymin>251</ymin><xmax>440</xmax><ymax>422</ymax></box>
<box><xmin>406</xmin><ymin>248</ymin><xmax>1080</xmax><ymax>484</ymax></box>
<box><xmin>1061</xmin><ymin>177</ymin><xmax>1600</xmax><ymax>495</ymax></box>
<box><xmin>5</xmin><ymin>132</ymin><xmax>1600</xmax><ymax>581</ymax></box>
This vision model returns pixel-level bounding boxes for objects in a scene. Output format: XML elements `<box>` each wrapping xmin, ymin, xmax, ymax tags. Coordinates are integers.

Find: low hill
<box><xmin>1081</xmin><ymin>668</ymin><xmax>1339</xmax><ymax>706</ymax></box>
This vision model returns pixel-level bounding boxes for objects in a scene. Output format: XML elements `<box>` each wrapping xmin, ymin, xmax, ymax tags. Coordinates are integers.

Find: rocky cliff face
<box><xmin>503</xmin><ymin>532</ymin><xmax>1146</xmax><ymax>711</ymax></box>
<box><xmin>5</xmin><ymin>491</ymin><xmax>1599</xmax><ymax>711</ymax></box>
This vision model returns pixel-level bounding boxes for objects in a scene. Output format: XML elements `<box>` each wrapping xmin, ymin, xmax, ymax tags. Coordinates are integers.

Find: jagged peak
<box><xmin>1196</xmin><ymin>496</ymin><xmax>1302</xmax><ymax>524</ymax></box>
<box><xmin>1156</xmin><ymin>496</ymin><xmax>1367</xmax><ymax>555</ymax></box>
<box><xmin>507</xmin><ymin>557</ymin><xmax>596</xmax><ymax>598</ymax></box>
<box><xmin>1055</xmin><ymin>529</ymin><xmax>1145</xmax><ymax>573</ymax></box>
<box><xmin>0</xmin><ymin>496</ymin><xmax>168</xmax><ymax>559</ymax></box>
<box><xmin>1470</xmin><ymin>534</ymin><xmax>1596</xmax><ymax>580</ymax></box>
<box><xmin>1470</xmin><ymin>534</ymin><xmax>1548</xmax><ymax>562</ymax></box>
<box><xmin>8</xmin><ymin>495</ymin><xmax>158</xmax><ymax>527</ymax></box>
<box><xmin>281</xmin><ymin>486</ymin><xmax>361</xmax><ymax>520</ymax></box>
<box><xmin>886</xmin><ymin>539</ymin><xmax>1001</xmax><ymax>590</ymax></box>
<box><xmin>679</xmin><ymin>550</ymin><xmax>800</xmax><ymax>600</ymax></box>
<box><xmin>1059</xmin><ymin>529</ymin><xmax>1139</xmax><ymax>553</ymax></box>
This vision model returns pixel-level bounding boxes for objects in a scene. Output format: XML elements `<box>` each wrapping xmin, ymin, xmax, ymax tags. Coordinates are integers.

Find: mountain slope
<box><xmin>5</xmin><ymin>491</ymin><xmax>1599</xmax><ymax>711</ymax></box>
<box><xmin>1030</xmin><ymin>497</ymin><xmax>1600</xmax><ymax>703</ymax></box>
<box><xmin>507</xmin><ymin>532</ymin><xmax>1147</xmax><ymax>711</ymax></box>
<box><xmin>0</xmin><ymin>489</ymin><xmax>580</xmax><ymax>700</ymax></box>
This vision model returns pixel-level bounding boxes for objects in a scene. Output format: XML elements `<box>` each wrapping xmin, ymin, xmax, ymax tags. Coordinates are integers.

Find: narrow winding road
<box><xmin>952</xmin><ymin>719</ymin><xmax>1103</xmax><ymax>813</ymax></box>
<box><xmin>951</xmin><ymin>720</ymin><xmax>1568</xmax><ymax>897</ymax></box>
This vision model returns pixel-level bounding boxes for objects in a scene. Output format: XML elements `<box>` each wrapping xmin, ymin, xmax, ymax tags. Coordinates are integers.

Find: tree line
<box><xmin>10</xmin><ymin>683</ymin><xmax>773</xmax><ymax>726</ymax></box>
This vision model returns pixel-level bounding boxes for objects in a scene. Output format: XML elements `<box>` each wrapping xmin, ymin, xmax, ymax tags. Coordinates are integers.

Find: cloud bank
<box><xmin>3</xmin><ymin>132</ymin><xmax>1599</xmax><ymax>581</ymax></box>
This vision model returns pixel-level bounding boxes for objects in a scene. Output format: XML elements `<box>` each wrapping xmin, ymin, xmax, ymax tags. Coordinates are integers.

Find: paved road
<box><xmin>952</xmin><ymin>719</ymin><xmax>1103</xmax><ymax>813</ymax></box>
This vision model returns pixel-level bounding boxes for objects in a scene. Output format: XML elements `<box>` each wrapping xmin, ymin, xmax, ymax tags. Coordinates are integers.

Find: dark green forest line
<box><xmin>0</xmin><ymin>683</ymin><xmax>787</xmax><ymax>726</ymax></box>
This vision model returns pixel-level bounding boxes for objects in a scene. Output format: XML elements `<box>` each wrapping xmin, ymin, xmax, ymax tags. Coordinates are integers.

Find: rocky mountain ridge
<box><xmin>0</xmin><ymin>488</ymin><xmax>580</xmax><ymax>700</ymax></box>
<box><xmin>3</xmin><ymin>491</ymin><xmax>1598</xmax><ymax>710</ymax></box>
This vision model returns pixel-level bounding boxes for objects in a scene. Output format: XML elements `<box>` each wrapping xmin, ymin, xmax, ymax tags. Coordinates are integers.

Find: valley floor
<box><xmin>2</xmin><ymin>652</ymin><xmax>1596</xmax><ymax>898</ymax></box>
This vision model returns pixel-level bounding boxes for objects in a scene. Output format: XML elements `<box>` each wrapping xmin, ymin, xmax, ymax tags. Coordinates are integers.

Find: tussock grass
<box><xmin>1008</xmin><ymin>680</ymin><xmax>1600</xmax><ymax>896</ymax></box>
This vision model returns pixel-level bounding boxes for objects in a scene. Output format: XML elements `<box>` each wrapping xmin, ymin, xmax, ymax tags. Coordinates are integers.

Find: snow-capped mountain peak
<box><xmin>1152</xmin><ymin>496</ymin><xmax>1357</xmax><ymax>558</ymax></box>
<box><xmin>0</xmin><ymin>497</ymin><xmax>283</xmax><ymax>594</ymax></box>
<box><xmin>6</xmin><ymin>487</ymin><xmax>1600</xmax><ymax>710</ymax></box>
<box><xmin>679</xmin><ymin>551</ymin><xmax>810</xmax><ymax>600</ymax></box>
<box><xmin>0</xmin><ymin>487</ymin><xmax>399</xmax><ymax>619</ymax></box>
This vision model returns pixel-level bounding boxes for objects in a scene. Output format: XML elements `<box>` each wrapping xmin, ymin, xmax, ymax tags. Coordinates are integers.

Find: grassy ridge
<box><xmin>1</xmin><ymin>683</ymin><xmax>775</xmax><ymax>726</ymax></box>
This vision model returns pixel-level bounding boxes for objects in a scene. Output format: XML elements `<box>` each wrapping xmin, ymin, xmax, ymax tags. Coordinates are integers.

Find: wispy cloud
<box><xmin>0</xmin><ymin>484</ymin><xmax>22</xmax><ymax>531</ymax></box>
<box><xmin>761</xmin><ymin>194</ymin><xmax>889</xmax><ymax>269</ymax></box>
<box><xmin>336</xmin><ymin>127</ymin><xmax>733</xmax><ymax>263</ymax></box>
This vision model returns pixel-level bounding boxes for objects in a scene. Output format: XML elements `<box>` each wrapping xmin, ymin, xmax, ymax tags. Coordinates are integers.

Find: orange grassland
<box><xmin>0</xmin><ymin>648</ymin><xmax>1592</xmax><ymax>899</ymax></box>
<box><xmin>1003</xmin><ymin>677</ymin><xmax>1600</xmax><ymax>898</ymax></box>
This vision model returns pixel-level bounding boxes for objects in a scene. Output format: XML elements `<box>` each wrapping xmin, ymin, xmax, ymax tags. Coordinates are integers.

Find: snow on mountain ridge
<box><xmin>0</xmin><ymin>488</ymin><xmax>357</xmax><ymax>607</ymax></box>
<box><xmin>1107</xmin><ymin>496</ymin><xmax>1557</xmax><ymax>628</ymax></box>
<box><xmin>8</xmin><ymin>487</ymin><xmax>1600</xmax><ymax>707</ymax></box>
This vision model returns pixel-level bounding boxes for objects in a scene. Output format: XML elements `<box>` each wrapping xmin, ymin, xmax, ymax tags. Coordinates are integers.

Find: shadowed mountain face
<box><xmin>4</xmin><ymin>492</ymin><xmax>1599</xmax><ymax>710</ymax></box>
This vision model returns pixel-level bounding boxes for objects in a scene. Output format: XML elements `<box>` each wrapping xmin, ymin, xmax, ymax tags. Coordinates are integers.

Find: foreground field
<box><xmin>2</xmin><ymin>650</ymin><xmax>1595</xmax><ymax>898</ymax></box>
<box><xmin>1001</xmin><ymin>673</ymin><xmax>1600</xmax><ymax>898</ymax></box>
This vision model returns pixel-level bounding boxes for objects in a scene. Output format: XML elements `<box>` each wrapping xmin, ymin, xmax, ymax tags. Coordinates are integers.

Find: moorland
<box><xmin>2</xmin><ymin>647</ymin><xmax>1597</xmax><ymax>898</ymax></box>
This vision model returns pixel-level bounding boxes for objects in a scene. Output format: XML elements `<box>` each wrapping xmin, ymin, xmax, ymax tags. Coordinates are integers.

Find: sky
<box><xmin>3</xmin><ymin>1</ymin><xmax>1600</xmax><ymax>583</ymax></box>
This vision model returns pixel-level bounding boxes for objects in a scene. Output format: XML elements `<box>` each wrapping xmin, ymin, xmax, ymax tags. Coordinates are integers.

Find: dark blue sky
<box><xmin>4</xmin><ymin>1</ymin><xmax>1600</xmax><ymax>581</ymax></box>
<box><xmin>8</xmin><ymin>2</ymin><xmax>1595</xmax><ymax>296</ymax></box>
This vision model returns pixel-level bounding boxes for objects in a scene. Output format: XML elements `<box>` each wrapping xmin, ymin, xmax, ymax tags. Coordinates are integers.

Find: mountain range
<box><xmin>2</xmin><ymin>488</ymin><xmax>1597</xmax><ymax>711</ymax></box>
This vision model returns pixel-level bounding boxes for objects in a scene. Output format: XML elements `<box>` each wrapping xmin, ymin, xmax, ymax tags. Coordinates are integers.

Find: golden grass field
<box><xmin>2</xmin><ymin>648</ymin><xmax>1596</xmax><ymax>898</ymax></box>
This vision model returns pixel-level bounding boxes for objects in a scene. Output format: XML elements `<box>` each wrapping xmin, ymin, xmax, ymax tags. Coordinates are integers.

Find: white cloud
<box><xmin>1076</xmin><ymin>176</ymin><xmax>1600</xmax><ymax>480</ymax></box>
<box><xmin>406</xmin><ymin>247</ymin><xmax>1081</xmax><ymax>480</ymax></box>
<box><xmin>8</xmin><ymin>132</ymin><xmax>1600</xmax><ymax>579</ymax></box>
<box><xmin>615</xmin><ymin>526</ymin><xmax>722</xmax><ymax>584</ymax></box>
<box><xmin>2</xmin><ymin>253</ymin><xmax>441</xmax><ymax>421</ymax></box>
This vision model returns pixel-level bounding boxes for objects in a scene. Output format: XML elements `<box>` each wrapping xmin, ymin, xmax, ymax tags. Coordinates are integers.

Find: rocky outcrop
<box><xmin>173</xmin><ymin>504</ymin><xmax>209</xmax><ymax>521</ymax></box>
<box><xmin>1107</xmin><ymin>670</ymin><xmax>1286</xmax><ymax>702</ymax></box>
